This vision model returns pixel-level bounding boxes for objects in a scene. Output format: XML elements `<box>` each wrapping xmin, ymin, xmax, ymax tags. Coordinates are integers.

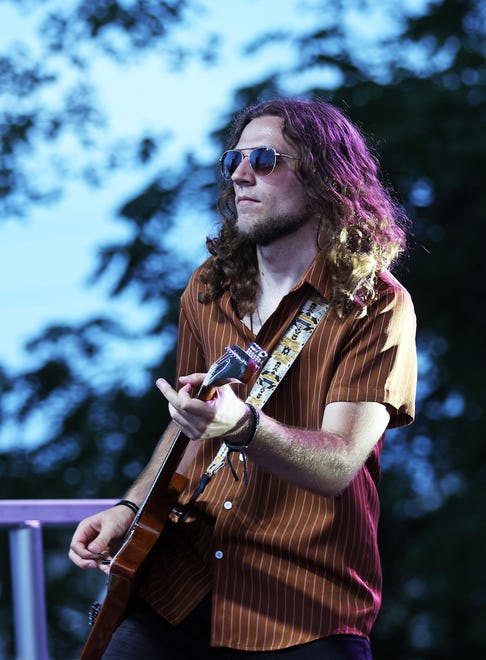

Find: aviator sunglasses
<box><xmin>219</xmin><ymin>147</ymin><xmax>297</xmax><ymax>180</ymax></box>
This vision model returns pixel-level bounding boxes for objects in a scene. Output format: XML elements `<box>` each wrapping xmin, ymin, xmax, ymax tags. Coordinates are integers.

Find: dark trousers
<box><xmin>101</xmin><ymin>594</ymin><xmax>372</xmax><ymax>659</ymax></box>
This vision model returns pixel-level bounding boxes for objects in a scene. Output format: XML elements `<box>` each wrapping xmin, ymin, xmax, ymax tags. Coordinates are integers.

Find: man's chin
<box><xmin>237</xmin><ymin>214</ymin><xmax>310</xmax><ymax>246</ymax></box>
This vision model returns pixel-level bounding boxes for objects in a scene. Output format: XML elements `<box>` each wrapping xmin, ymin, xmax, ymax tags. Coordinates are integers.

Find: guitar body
<box><xmin>80</xmin><ymin>471</ymin><xmax>187</xmax><ymax>660</ymax></box>
<box><xmin>80</xmin><ymin>343</ymin><xmax>267</xmax><ymax>659</ymax></box>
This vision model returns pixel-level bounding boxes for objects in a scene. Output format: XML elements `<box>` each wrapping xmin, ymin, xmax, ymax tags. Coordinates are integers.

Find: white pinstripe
<box><xmin>138</xmin><ymin>252</ymin><xmax>417</xmax><ymax>651</ymax></box>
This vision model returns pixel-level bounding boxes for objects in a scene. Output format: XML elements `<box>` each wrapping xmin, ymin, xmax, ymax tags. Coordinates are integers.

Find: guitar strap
<box><xmin>178</xmin><ymin>291</ymin><xmax>330</xmax><ymax>513</ymax></box>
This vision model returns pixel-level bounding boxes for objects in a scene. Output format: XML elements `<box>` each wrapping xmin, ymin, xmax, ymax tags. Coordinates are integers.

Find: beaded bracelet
<box><xmin>224</xmin><ymin>403</ymin><xmax>260</xmax><ymax>451</ymax></box>
<box><xmin>113</xmin><ymin>499</ymin><xmax>139</xmax><ymax>515</ymax></box>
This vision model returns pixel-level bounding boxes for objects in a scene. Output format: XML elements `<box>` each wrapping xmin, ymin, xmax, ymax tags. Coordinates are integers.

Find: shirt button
<box><xmin>223</xmin><ymin>500</ymin><xmax>233</xmax><ymax>510</ymax></box>
<box><xmin>215</xmin><ymin>550</ymin><xmax>224</xmax><ymax>560</ymax></box>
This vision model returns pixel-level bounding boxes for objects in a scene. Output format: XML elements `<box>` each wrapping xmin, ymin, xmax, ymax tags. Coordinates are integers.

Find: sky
<box><xmin>0</xmin><ymin>0</ymin><xmax>323</xmax><ymax>375</ymax></box>
<box><xmin>0</xmin><ymin>0</ymin><xmax>329</xmax><ymax>450</ymax></box>
<box><xmin>0</xmin><ymin>0</ymin><xmax>433</xmax><ymax>452</ymax></box>
<box><xmin>0</xmin><ymin>0</ymin><xmax>427</xmax><ymax>373</ymax></box>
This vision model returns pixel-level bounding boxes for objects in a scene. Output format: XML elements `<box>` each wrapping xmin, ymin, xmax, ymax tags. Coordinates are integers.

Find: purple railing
<box><xmin>0</xmin><ymin>499</ymin><xmax>116</xmax><ymax>660</ymax></box>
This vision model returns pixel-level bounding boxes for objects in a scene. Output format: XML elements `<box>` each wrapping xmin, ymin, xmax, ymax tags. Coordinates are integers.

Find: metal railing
<box><xmin>0</xmin><ymin>499</ymin><xmax>116</xmax><ymax>660</ymax></box>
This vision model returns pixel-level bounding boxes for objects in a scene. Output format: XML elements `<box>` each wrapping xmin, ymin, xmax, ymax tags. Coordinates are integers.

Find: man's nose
<box><xmin>232</xmin><ymin>154</ymin><xmax>255</xmax><ymax>184</ymax></box>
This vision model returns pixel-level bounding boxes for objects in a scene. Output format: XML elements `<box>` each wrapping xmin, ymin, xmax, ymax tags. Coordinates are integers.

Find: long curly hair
<box><xmin>199</xmin><ymin>98</ymin><xmax>410</xmax><ymax>318</ymax></box>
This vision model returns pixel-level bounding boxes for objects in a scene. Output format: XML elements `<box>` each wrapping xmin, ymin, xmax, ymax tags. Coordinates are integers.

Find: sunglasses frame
<box><xmin>219</xmin><ymin>147</ymin><xmax>297</xmax><ymax>180</ymax></box>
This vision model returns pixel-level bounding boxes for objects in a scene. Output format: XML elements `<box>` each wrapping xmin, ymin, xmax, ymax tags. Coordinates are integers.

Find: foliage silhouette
<box><xmin>0</xmin><ymin>0</ymin><xmax>484</xmax><ymax>657</ymax></box>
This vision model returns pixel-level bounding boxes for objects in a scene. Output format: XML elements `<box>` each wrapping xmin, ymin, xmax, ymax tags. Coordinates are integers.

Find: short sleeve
<box><xmin>326</xmin><ymin>277</ymin><xmax>417</xmax><ymax>428</ymax></box>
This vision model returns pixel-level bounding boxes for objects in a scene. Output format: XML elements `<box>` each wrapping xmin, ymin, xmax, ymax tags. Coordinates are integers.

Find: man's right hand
<box><xmin>68</xmin><ymin>506</ymin><xmax>135</xmax><ymax>575</ymax></box>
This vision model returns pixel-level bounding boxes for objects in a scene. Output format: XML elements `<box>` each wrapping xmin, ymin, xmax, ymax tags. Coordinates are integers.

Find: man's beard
<box><xmin>237</xmin><ymin>211</ymin><xmax>311</xmax><ymax>246</ymax></box>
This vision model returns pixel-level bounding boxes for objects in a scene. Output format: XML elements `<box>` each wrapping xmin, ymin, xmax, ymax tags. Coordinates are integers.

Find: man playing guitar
<box><xmin>69</xmin><ymin>98</ymin><xmax>417</xmax><ymax>659</ymax></box>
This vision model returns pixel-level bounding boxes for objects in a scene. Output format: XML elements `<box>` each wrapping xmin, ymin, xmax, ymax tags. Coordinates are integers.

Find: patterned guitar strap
<box><xmin>177</xmin><ymin>291</ymin><xmax>330</xmax><ymax>517</ymax></box>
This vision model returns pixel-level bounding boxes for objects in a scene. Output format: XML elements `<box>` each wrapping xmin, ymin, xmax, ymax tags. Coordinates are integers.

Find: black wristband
<box><xmin>225</xmin><ymin>403</ymin><xmax>260</xmax><ymax>452</ymax></box>
<box><xmin>113</xmin><ymin>499</ymin><xmax>139</xmax><ymax>515</ymax></box>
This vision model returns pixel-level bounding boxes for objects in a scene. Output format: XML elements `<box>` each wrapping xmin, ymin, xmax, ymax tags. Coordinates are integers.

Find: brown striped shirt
<box><xmin>138</xmin><ymin>249</ymin><xmax>417</xmax><ymax>650</ymax></box>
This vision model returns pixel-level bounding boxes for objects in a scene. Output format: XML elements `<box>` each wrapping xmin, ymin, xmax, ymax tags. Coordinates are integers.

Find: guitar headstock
<box><xmin>201</xmin><ymin>342</ymin><xmax>267</xmax><ymax>394</ymax></box>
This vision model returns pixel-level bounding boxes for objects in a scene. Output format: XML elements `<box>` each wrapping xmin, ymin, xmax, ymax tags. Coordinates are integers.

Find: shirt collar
<box><xmin>289</xmin><ymin>249</ymin><xmax>333</xmax><ymax>302</ymax></box>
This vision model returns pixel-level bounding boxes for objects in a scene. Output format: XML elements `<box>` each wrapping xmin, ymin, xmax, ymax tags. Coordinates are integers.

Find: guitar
<box><xmin>80</xmin><ymin>342</ymin><xmax>267</xmax><ymax>659</ymax></box>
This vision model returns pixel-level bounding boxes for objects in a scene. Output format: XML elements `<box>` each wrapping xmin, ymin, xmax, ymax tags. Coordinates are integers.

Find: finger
<box><xmin>68</xmin><ymin>534</ymin><xmax>103</xmax><ymax>569</ymax></box>
<box><xmin>69</xmin><ymin>546</ymin><xmax>113</xmax><ymax>574</ymax></box>
<box><xmin>173</xmin><ymin>397</ymin><xmax>216</xmax><ymax>438</ymax></box>
<box><xmin>180</xmin><ymin>374</ymin><xmax>238</xmax><ymax>388</ymax></box>
<box><xmin>170</xmin><ymin>405</ymin><xmax>211</xmax><ymax>439</ymax></box>
<box><xmin>155</xmin><ymin>377</ymin><xmax>193</xmax><ymax>404</ymax></box>
<box><xmin>70</xmin><ymin>534</ymin><xmax>106</xmax><ymax>564</ymax></box>
<box><xmin>68</xmin><ymin>547</ymin><xmax>92</xmax><ymax>569</ymax></box>
<box><xmin>70</xmin><ymin>520</ymin><xmax>102</xmax><ymax>557</ymax></box>
<box><xmin>70</xmin><ymin>513</ymin><xmax>123</xmax><ymax>560</ymax></box>
<box><xmin>155</xmin><ymin>379</ymin><xmax>192</xmax><ymax>430</ymax></box>
<box><xmin>155</xmin><ymin>377</ymin><xmax>176</xmax><ymax>400</ymax></box>
<box><xmin>178</xmin><ymin>373</ymin><xmax>206</xmax><ymax>387</ymax></box>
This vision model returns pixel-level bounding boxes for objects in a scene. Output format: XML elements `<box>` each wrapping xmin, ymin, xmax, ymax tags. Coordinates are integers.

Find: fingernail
<box><xmin>88</xmin><ymin>542</ymin><xmax>100</xmax><ymax>553</ymax></box>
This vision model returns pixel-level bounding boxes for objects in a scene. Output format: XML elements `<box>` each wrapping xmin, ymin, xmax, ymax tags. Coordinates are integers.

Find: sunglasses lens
<box><xmin>220</xmin><ymin>147</ymin><xmax>278</xmax><ymax>179</ymax></box>
<box><xmin>250</xmin><ymin>147</ymin><xmax>276</xmax><ymax>176</ymax></box>
<box><xmin>221</xmin><ymin>151</ymin><xmax>243</xmax><ymax>179</ymax></box>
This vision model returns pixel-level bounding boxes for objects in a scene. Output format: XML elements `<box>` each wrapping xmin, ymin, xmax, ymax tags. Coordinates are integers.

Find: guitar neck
<box><xmin>81</xmin><ymin>344</ymin><xmax>267</xmax><ymax>659</ymax></box>
<box><xmin>133</xmin><ymin>423</ymin><xmax>183</xmax><ymax>520</ymax></box>
<box><xmin>136</xmin><ymin>379</ymin><xmax>218</xmax><ymax>516</ymax></box>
